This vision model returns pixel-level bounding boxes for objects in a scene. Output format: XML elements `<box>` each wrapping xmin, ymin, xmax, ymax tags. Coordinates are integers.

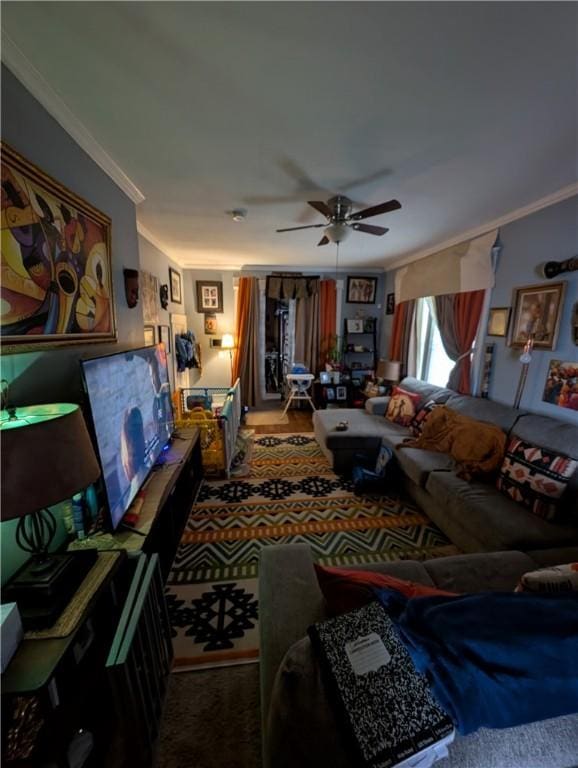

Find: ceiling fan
<box><xmin>276</xmin><ymin>195</ymin><xmax>401</xmax><ymax>246</ymax></box>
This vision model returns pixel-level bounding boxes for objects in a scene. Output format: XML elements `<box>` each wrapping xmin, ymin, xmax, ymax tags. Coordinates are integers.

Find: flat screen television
<box><xmin>81</xmin><ymin>344</ymin><xmax>174</xmax><ymax>530</ymax></box>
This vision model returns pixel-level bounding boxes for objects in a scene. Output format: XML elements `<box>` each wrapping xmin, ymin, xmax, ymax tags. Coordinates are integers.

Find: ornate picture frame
<box><xmin>196</xmin><ymin>280</ymin><xmax>223</xmax><ymax>313</ymax></box>
<box><xmin>508</xmin><ymin>282</ymin><xmax>566</xmax><ymax>350</ymax></box>
<box><xmin>1</xmin><ymin>142</ymin><xmax>116</xmax><ymax>351</ymax></box>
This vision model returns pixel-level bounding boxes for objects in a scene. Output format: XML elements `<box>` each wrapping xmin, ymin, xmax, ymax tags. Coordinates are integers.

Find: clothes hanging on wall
<box><xmin>175</xmin><ymin>331</ymin><xmax>201</xmax><ymax>372</ymax></box>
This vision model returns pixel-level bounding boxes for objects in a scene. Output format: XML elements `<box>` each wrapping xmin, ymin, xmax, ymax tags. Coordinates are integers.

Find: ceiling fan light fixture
<box><xmin>325</xmin><ymin>222</ymin><xmax>349</xmax><ymax>243</ymax></box>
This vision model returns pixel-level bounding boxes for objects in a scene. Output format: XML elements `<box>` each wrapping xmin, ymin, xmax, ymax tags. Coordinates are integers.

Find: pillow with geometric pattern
<box><xmin>496</xmin><ymin>436</ymin><xmax>578</xmax><ymax>521</ymax></box>
<box><xmin>515</xmin><ymin>563</ymin><xmax>578</xmax><ymax>593</ymax></box>
<box><xmin>410</xmin><ymin>399</ymin><xmax>442</xmax><ymax>438</ymax></box>
<box><xmin>385</xmin><ymin>386</ymin><xmax>422</xmax><ymax>427</ymax></box>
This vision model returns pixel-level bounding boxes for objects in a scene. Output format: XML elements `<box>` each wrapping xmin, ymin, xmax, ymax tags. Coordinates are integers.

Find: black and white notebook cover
<box><xmin>308</xmin><ymin>600</ymin><xmax>454</xmax><ymax>768</ymax></box>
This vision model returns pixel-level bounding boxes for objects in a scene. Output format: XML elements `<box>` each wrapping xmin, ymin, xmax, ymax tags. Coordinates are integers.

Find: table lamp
<box><xmin>1</xmin><ymin>403</ymin><xmax>101</xmax><ymax>628</ymax></box>
<box><xmin>376</xmin><ymin>360</ymin><xmax>401</xmax><ymax>393</ymax></box>
<box><xmin>221</xmin><ymin>333</ymin><xmax>235</xmax><ymax>384</ymax></box>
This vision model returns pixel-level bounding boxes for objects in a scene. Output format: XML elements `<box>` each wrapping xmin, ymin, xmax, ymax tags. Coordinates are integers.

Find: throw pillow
<box><xmin>314</xmin><ymin>563</ymin><xmax>457</xmax><ymax>616</ymax></box>
<box><xmin>385</xmin><ymin>386</ymin><xmax>422</xmax><ymax>427</ymax></box>
<box><xmin>516</xmin><ymin>563</ymin><xmax>578</xmax><ymax>593</ymax></box>
<box><xmin>496</xmin><ymin>436</ymin><xmax>578</xmax><ymax>521</ymax></box>
<box><xmin>410</xmin><ymin>399</ymin><xmax>442</xmax><ymax>437</ymax></box>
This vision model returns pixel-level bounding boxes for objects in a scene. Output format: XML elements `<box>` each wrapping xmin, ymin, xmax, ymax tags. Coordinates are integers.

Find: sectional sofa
<box><xmin>313</xmin><ymin>377</ymin><xmax>578</xmax><ymax>552</ymax></box>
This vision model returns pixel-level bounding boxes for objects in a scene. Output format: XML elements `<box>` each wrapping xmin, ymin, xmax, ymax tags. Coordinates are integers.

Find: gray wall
<box><xmin>484</xmin><ymin>196</ymin><xmax>578</xmax><ymax>422</ymax></box>
<box><xmin>1</xmin><ymin>65</ymin><xmax>142</xmax><ymax>406</ymax></box>
<box><xmin>138</xmin><ymin>235</ymin><xmax>185</xmax><ymax>389</ymax></box>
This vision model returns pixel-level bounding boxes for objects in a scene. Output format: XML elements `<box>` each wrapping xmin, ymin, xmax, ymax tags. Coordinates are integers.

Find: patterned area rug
<box><xmin>167</xmin><ymin>433</ymin><xmax>459</xmax><ymax>671</ymax></box>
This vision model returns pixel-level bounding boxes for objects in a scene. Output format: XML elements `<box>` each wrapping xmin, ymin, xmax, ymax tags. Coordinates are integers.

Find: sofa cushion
<box><xmin>425</xmin><ymin>470</ymin><xmax>578</xmax><ymax>551</ymax></box>
<box><xmin>395</xmin><ymin>446</ymin><xmax>455</xmax><ymax>487</ymax></box>
<box><xmin>423</xmin><ymin>551</ymin><xmax>537</xmax><ymax>592</ymax></box>
<box><xmin>385</xmin><ymin>386</ymin><xmax>422</xmax><ymax>426</ymax></box>
<box><xmin>364</xmin><ymin>396</ymin><xmax>390</xmax><ymax>416</ymax></box>
<box><xmin>516</xmin><ymin>563</ymin><xmax>578</xmax><ymax>593</ymax></box>
<box><xmin>497</xmin><ymin>436</ymin><xmax>578</xmax><ymax>521</ymax></box>
<box><xmin>409</xmin><ymin>398</ymin><xmax>443</xmax><ymax>437</ymax></box>
<box><xmin>444</xmin><ymin>393</ymin><xmax>522</xmax><ymax>433</ymax></box>
<box><xmin>513</xmin><ymin>413</ymin><xmax>578</xmax><ymax>521</ymax></box>
<box><xmin>398</xmin><ymin>376</ymin><xmax>454</xmax><ymax>403</ymax></box>
<box><xmin>314</xmin><ymin>563</ymin><xmax>456</xmax><ymax>615</ymax></box>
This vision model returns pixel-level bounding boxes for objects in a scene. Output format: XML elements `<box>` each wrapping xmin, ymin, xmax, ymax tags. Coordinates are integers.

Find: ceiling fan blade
<box><xmin>317</xmin><ymin>236</ymin><xmax>330</xmax><ymax>246</ymax></box>
<box><xmin>276</xmin><ymin>224</ymin><xmax>326</xmax><ymax>232</ymax></box>
<box><xmin>352</xmin><ymin>223</ymin><xmax>389</xmax><ymax>236</ymax></box>
<box><xmin>349</xmin><ymin>199</ymin><xmax>402</xmax><ymax>221</ymax></box>
<box><xmin>307</xmin><ymin>200</ymin><xmax>332</xmax><ymax>218</ymax></box>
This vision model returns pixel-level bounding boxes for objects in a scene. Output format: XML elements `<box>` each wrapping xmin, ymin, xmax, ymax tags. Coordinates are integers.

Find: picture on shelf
<box><xmin>346</xmin><ymin>318</ymin><xmax>364</xmax><ymax>333</ymax></box>
<box><xmin>336</xmin><ymin>385</ymin><xmax>347</xmax><ymax>400</ymax></box>
<box><xmin>324</xmin><ymin>386</ymin><xmax>335</xmax><ymax>401</ymax></box>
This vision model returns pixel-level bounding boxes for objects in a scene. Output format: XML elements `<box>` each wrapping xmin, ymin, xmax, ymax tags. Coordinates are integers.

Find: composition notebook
<box><xmin>308</xmin><ymin>601</ymin><xmax>455</xmax><ymax>768</ymax></box>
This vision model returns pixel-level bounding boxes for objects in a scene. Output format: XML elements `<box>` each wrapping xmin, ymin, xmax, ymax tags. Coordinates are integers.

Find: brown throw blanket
<box><xmin>402</xmin><ymin>406</ymin><xmax>506</xmax><ymax>480</ymax></box>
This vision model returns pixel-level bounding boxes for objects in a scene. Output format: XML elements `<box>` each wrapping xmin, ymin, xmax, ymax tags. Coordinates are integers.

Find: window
<box><xmin>416</xmin><ymin>298</ymin><xmax>454</xmax><ymax>387</ymax></box>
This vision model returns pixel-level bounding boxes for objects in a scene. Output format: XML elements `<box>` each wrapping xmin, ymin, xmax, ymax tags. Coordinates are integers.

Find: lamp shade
<box><xmin>221</xmin><ymin>333</ymin><xmax>235</xmax><ymax>349</ymax></box>
<box><xmin>376</xmin><ymin>360</ymin><xmax>401</xmax><ymax>381</ymax></box>
<box><xmin>1</xmin><ymin>404</ymin><xmax>100</xmax><ymax>521</ymax></box>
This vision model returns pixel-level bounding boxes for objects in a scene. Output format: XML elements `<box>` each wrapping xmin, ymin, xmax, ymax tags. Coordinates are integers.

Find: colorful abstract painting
<box><xmin>543</xmin><ymin>360</ymin><xmax>578</xmax><ymax>411</ymax></box>
<box><xmin>1</xmin><ymin>143</ymin><xmax>115</xmax><ymax>348</ymax></box>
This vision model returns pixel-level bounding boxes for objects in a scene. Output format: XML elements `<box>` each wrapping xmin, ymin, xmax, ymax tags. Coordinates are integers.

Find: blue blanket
<box><xmin>374</xmin><ymin>589</ymin><xmax>578</xmax><ymax>735</ymax></box>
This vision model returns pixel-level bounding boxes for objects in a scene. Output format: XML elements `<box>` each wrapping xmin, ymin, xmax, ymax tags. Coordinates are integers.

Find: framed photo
<box><xmin>336</xmin><ymin>385</ymin><xmax>347</xmax><ymax>400</ymax></box>
<box><xmin>324</xmin><ymin>386</ymin><xmax>335</xmax><ymax>401</ymax></box>
<box><xmin>1</xmin><ymin>142</ymin><xmax>116</xmax><ymax>350</ymax></box>
<box><xmin>319</xmin><ymin>371</ymin><xmax>332</xmax><ymax>384</ymax></box>
<box><xmin>142</xmin><ymin>270</ymin><xmax>160</xmax><ymax>324</ymax></box>
<box><xmin>158</xmin><ymin>324</ymin><xmax>171</xmax><ymax>353</ymax></box>
<box><xmin>143</xmin><ymin>325</ymin><xmax>156</xmax><ymax>346</ymax></box>
<box><xmin>509</xmin><ymin>282</ymin><xmax>566</xmax><ymax>349</ymax></box>
<box><xmin>543</xmin><ymin>360</ymin><xmax>578</xmax><ymax>410</ymax></box>
<box><xmin>347</xmin><ymin>318</ymin><xmax>364</xmax><ymax>334</ymax></box>
<box><xmin>204</xmin><ymin>313</ymin><xmax>217</xmax><ymax>335</ymax></box>
<box><xmin>487</xmin><ymin>307</ymin><xmax>510</xmax><ymax>337</ymax></box>
<box><xmin>196</xmin><ymin>280</ymin><xmax>223</xmax><ymax>313</ymax></box>
<box><xmin>346</xmin><ymin>276</ymin><xmax>377</xmax><ymax>304</ymax></box>
<box><xmin>169</xmin><ymin>268</ymin><xmax>182</xmax><ymax>304</ymax></box>
<box><xmin>386</xmin><ymin>292</ymin><xmax>395</xmax><ymax>315</ymax></box>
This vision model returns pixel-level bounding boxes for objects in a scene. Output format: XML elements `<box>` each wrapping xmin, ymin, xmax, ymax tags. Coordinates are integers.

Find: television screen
<box><xmin>81</xmin><ymin>345</ymin><xmax>173</xmax><ymax>530</ymax></box>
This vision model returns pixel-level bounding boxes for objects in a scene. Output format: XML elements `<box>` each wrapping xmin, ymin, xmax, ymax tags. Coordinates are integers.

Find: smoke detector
<box><xmin>230</xmin><ymin>209</ymin><xmax>247</xmax><ymax>222</ymax></box>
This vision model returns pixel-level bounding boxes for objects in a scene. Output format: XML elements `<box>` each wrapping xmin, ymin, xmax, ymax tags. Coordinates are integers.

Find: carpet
<box><xmin>166</xmin><ymin>433</ymin><xmax>459</xmax><ymax>671</ymax></box>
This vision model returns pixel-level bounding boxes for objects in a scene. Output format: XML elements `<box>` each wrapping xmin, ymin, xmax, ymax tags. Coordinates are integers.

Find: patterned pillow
<box><xmin>410</xmin><ymin>399</ymin><xmax>442</xmax><ymax>437</ymax></box>
<box><xmin>516</xmin><ymin>563</ymin><xmax>578</xmax><ymax>593</ymax></box>
<box><xmin>496</xmin><ymin>436</ymin><xmax>578</xmax><ymax>521</ymax></box>
<box><xmin>385</xmin><ymin>386</ymin><xmax>422</xmax><ymax>427</ymax></box>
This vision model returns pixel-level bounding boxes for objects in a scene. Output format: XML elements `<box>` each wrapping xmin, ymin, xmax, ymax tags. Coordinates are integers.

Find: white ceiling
<box><xmin>2</xmin><ymin>2</ymin><xmax>577</xmax><ymax>271</ymax></box>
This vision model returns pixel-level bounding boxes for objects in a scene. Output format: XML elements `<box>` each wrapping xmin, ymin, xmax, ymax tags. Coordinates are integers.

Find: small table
<box><xmin>282</xmin><ymin>373</ymin><xmax>316</xmax><ymax>416</ymax></box>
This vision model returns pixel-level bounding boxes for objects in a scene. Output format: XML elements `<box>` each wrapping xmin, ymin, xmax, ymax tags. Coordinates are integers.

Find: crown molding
<box><xmin>385</xmin><ymin>182</ymin><xmax>578</xmax><ymax>271</ymax></box>
<box><xmin>2</xmin><ymin>33</ymin><xmax>145</xmax><ymax>205</ymax></box>
<box><xmin>136</xmin><ymin>221</ymin><xmax>174</xmax><ymax>257</ymax></box>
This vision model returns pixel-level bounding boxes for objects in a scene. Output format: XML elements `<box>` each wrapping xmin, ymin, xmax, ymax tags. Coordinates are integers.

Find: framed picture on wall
<box><xmin>509</xmin><ymin>282</ymin><xmax>566</xmax><ymax>349</ymax></box>
<box><xmin>0</xmin><ymin>142</ymin><xmax>116</xmax><ymax>351</ymax></box>
<box><xmin>346</xmin><ymin>276</ymin><xmax>377</xmax><ymax>304</ymax></box>
<box><xmin>169</xmin><ymin>268</ymin><xmax>182</xmax><ymax>304</ymax></box>
<box><xmin>196</xmin><ymin>280</ymin><xmax>223</xmax><ymax>313</ymax></box>
<box><xmin>158</xmin><ymin>324</ymin><xmax>171</xmax><ymax>353</ymax></box>
<box><xmin>386</xmin><ymin>292</ymin><xmax>395</xmax><ymax>315</ymax></box>
<box><xmin>543</xmin><ymin>360</ymin><xmax>578</xmax><ymax>410</ymax></box>
<box><xmin>204</xmin><ymin>313</ymin><xmax>217</xmax><ymax>334</ymax></box>
<box><xmin>487</xmin><ymin>307</ymin><xmax>510</xmax><ymax>337</ymax></box>
<box><xmin>144</xmin><ymin>325</ymin><xmax>156</xmax><ymax>346</ymax></box>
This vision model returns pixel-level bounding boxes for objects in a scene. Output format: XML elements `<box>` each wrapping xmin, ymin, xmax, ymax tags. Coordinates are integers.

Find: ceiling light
<box><xmin>230</xmin><ymin>209</ymin><xmax>247</xmax><ymax>222</ymax></box>
<box><xmin>325</xmin><ymin>223</ymin><xmax>349</xmax><ymax>243</ymax></box>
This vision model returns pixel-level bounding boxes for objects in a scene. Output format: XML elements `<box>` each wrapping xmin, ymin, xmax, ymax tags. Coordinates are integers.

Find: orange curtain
<box><xmin>388</xmin><ymin>299</ymin><xmax>415</xmax><ymax>377</ymax></box>
<box><xmin>318</xmin><ymin>279</ymin><xmax>337</xmax><ymax>369</ymax></box>
<box><xmin>454</xmin><ymin>289</ymin><xmax>486</xmax><ymax>394</ymax></box>
<box><xmin>232</xmin><ymin>276</ymin><xmax>260</xmax><ymax>406</ymax></box>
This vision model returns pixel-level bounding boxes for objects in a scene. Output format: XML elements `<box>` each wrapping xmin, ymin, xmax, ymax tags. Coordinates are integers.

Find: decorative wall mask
<box><xmin>160</xmin><ymin>284</ymin><xmax>169</xmax><ymax>310</ymax></box>
<box><xmin>542</xmin><ymin>256</ymin><xmax>578</xmax><ymax>279</ymax></box>
<box><xmin>123</xmin><ymin>268</ymin><xmax>139</xmax><ymax>308</ymax></box>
